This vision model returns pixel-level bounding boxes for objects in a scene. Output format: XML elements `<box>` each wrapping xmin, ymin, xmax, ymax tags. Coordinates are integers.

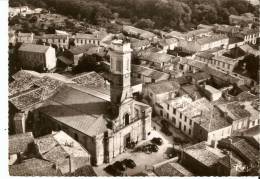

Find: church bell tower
<box><xmin>109</xmin><ymin>40</ymin><xmax>133</xmax><ymax>105</ymax></box>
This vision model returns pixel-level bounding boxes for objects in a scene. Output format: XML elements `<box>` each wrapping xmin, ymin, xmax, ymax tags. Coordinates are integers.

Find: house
<box><xmin>234</xmin><ymin>28</ymin><xmax>260</xmax><ymax>45</ymax></box>
<box><xmin>153</xmin><ymin>158</ymin><xmax>193</xmax><ymax>176</ymax></box>
<box><xmin>9</xmin><ymin>132</ymin><xmax>34</xmax><ymax>165</ymax></box>
<box><xmin>178</xmin><ymin>34</ymin><xmax>229</xmax><ymax>53</ymax></box>
<box><xmin>157</xmin><ymin>38</ymin><xmax>178</xmax><ymax>52</ymax></box>
<box><xmin>36</xmin><ymin>34</ymin><xmax>70</xmax><ymax>49</ymax></box>
<box><xmin>131</xmin><ymin>65</ymin><xmax>170</xmax><ymax>84</ymax></box>
<box><xmin>218</xmin><ymin>137</ymin><xmax>260</xmax><ymax>169</ymax></box>
<box><xmin>35</xmin><ymin>131</ymin><xmax>91</xmax><ymax>175</ymax></box>
<box><xmin>73</xmin><ymin>31</ymin><xmax>108</xmax><ymax>46</ymax></box>
<box><xmin>68</xmin><ymin>44</ymin><xmax>96</xmax><ymax>66</ymax></box>
<box><xmin>192</xmin><ymin>108</ymin><xmax>232</xmax><ymax>147</ymax></box>
<box><xmin>159</xmin><ymin>95</ymin><xmax>193</xmax><ymax>127</ymax></box>
<box><xmin>18</xmin><ymin>44</ymin><xmax>57</xmax><ymax>71</ymax></box>
<box><xmin>137</xmin><ymin>51</ymin><xmax>174</xmax><ymax>70</ymax></box>
<box><xmin>17</xmin><ymin>32</ymin><xmax>34</xmax><ymax>44</ymax></box>
<box><xmin>9</xmin><ymin>158</ymin><xmax>61</xmax><ymax>176</ymax></box>
<box><xmin>33</xmin><ymin>40</ymin><xmax>152</xmax><ymax>166</ymax></box>
<box><xmin>9</xmin><ymin>70</ymin><xmax>69</xmax><ymax>134</ymax></box>
<box><xmin>229</xmin><ymin>13</ymin><xmax>259</xmax><ymax>26</ymax></box>
<box><xmin>130</xmin><ymin>39</ymin><xmax>151</xmax><ymax>51</ymax></box>
<box><xmin>122</xmin><ymin>25</ymin><xmax>157</xmax><ymax>40</ymax></box>
<box><xmin>143</xmin><ymin>80</ymin><xmax>180</xmax><ymax>109</ymax></box>
<box><xmin>217</xmin><ymin>101</ymin><xmax>254</xmax><ymax>132</ymax></box>
<box><xmin>181</xmin><ymin>141</ymin><xmax>233</xmax><ymax>176</ymax></box>
<box><xmin>199</xmin><ymin>84</ymin><xmax>222</xmax><ymax>101</ymax></box>
<box><xmin>190</xmin><ymin>72</ymin><xmax>211</xmax><ymax>85</ymax></box>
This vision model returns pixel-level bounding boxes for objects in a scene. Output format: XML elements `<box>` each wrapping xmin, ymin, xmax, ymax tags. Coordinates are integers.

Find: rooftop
<box><xmin>69</xmin><ymin>44</ymin><xmax>96</xmax><ymax>55</ymax></box>
<box><xmin>236</xmin><ymin>91</ymin><xmax>258</xmax><ymax>102</ymax></box>
<box><xmin>154</xmin><ymin>161</ymin><xmax>193</xmax><ymax>176</ymax></box>
<box><xmin>182</xmin><ymin>98</ymin><xmax>212</xmax><ymax>118</ymax></box>
<box><xmin>71</xmin><ymin>71</ymin><xmax>110</xmax><ymax>95</ymax></box>
<box><xmin>194</xmin><ymin>108</ymin><xmax>231</xmax><ymax>132</ymax></box>
<box><xmin>184</xmin><ymin>141</ymin><xmax>225</xmax><ymax>167</ymax></box>
<box><xmin>132</xmin><ymin>65</ymin><xmax>170</xmax><ymax>80</ymax></box>
<box><xmin>166</xmin><ymin>95</ymin><xmax>192</xmax><ymax>109</ymax></box>
<box><xmin>9</xmin><ymin>132</ymin><xmax>34</xmax><ymax>155</ymax></box>
<box><xmin>192</xmin><ymin>72</ymin><xmax>211</xmax><ymax>81</ymax></box>
<box><xmin>35</xmin><ymin>131</ymin><xmax>90</xmax><ymax>163</ymax></box>
<box><xmin>196</xmin><ymin>34</ymin><xmax>228</xmax><ymax>45</ymax></box>
<box><xmin>38</xmin><ymin>84</ymin><xmax>109</xmax><ymax>136</ymax></box>
<box><xmin>123</xmin><ymin>25</ymin><xmax>156</xmax><ymax>39</ymax></box>
<box><xmin>148</xmin><ymin>80</ymin><xmax>180</xmax><ymax>94</ymax></box>
<box><xmin>9</xmin><ymin>158</ymin><xmax>59</xmax><ymax>176</ymax></box>
<box><xmin>18</xmin><ymin>44</ymin><xmax>51</xmax><ymax>53</ymax></box>
<box><xmin>137</xmin><ymin>51</ymin><xmax>173</xmax><ymax>63</ymax></box>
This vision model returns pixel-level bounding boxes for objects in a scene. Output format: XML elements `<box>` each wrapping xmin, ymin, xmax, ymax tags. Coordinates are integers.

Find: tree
<box><xmin>134</xmin><ymin>18</ymin><xmax>155</xmax><ymax>29</ymax></box>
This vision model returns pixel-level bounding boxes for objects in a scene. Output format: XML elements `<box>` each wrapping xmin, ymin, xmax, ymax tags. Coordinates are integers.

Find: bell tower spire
<box><xmin>109</xmin><ymin>39</ymin><xmax>133</xmax><ymax>105</ymax></box>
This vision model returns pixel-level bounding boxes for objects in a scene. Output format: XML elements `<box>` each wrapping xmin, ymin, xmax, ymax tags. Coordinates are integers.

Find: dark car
<box><xmin>151</xmin><ymin>137</ymin><xmax>163</xmax><ymax>145</ymax></box>
<box><xmin>104</xmin><ymin>165</ymin><xmax>122</xmax><ymax>176</ymax></box>
<box><xmin>122</xmin><ymin>159</ymin><xmax>136</xmax><ymax>169</ymax></box>
<box><xmin>143</xmin><ymin>144</ymin><xmax>159</xmax><ymax>153</ymax></box>
<box><xmin>161</xmin><ymin>126</ymin><xmax>172</xmax><ymax>136</ymax></box>
<box><xmin>113</xmin><ymin>161</ymin><xmax>126</xmax><ymax>171</ymax></box>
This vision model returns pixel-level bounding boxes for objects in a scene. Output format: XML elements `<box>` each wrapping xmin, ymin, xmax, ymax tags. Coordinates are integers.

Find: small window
<box><xmin>173</xmin><ymin>108</ymin><xmax>176</xmax><ymax>115</ymax></box>
<box><xmin>184</xmin><ymin>125</ymin><xmax>186</xmax><ymax>131</ymax></box>
<box><xmin>167</xmin><ymin>104</ymin><xmax>169</xmax><ymax>110</ymax></box>
<box><xmin>160</xmin><ymin>110</ymin><xmax>163</xmax><ymax>116</ymax></box>
<box><xmin>172</xmin><ymin>117</ymin><xmax>176</xmax><ymax>124</ymax></box>
<box><xmin>167</xmin><ymin>113</ymin><xmax>169</xmax><ymax>119</ymax></box>
<box><xmin>125</xmin><ymin>113</ymin><xmax>130</xmax><ymax>126</ymax></box>
<box><xmin>150</xmin><ymin>93</ymin><xmax>153</xmax><ymax>97</ymax></box>
<box><xmin>152</xmin><ymin>79</ymin><xmax>155</xmax><ymax>83</ymax></box>
<box><xmin>189</xmin><ymin>119</ymin><xmax>192</xmax><ymax>125</ymax></box>
<box><xmin>189</xmin><ymin>129</ymin><xmax>191</xmax><ymax>135</ymax></box>
<box><xmin>180</xmin><ymin>113</ymin><xmax>182</xmax><ymax>119</ymax></box>
<box><xmin>184</xmin><ymin>116</ymin><xmax>187</xmax><ymax>122</ymax></box>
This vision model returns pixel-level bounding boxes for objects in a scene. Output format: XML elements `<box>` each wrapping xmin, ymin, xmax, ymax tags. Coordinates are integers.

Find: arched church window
<box><xmin>124</xmin><ymin>113</ymin><xmax>130</xmax><ymax>126</ymax></box>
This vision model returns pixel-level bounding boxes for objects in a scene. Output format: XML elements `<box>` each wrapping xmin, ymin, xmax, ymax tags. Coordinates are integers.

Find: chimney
<box><xmin>228</xmin><ymin>137</ymin><xmax>232</xmax><ymax>144</ymax></box>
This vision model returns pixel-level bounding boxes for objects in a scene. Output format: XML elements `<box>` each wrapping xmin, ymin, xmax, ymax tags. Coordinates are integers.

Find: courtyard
<box><xmin>93</xmin><ymin>118</ymin><xmax>191</xmax><ymax>176</ymax></box>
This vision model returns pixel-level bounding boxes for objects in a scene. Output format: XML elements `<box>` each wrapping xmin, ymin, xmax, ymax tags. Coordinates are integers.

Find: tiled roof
<box><xmin>166</xmin><ymin>95</ymin><xmax>192</xmax><ymax>109</ymax></box>
<box><xmin>132</xmin><ymin>65</ymin><xmax>170</xmax><ymax>80</ymax></box>
<box><xmin>184</xmin><ymin>141</ymin><xmax>225</xmax><ymax>167</ymax></box>
<box><xmin>239</xmin><ymin>44</ymin><xmax>260</xmax><ymax>56</ymax></box>
<box><xmin>148</xmin><ymin>80</ymin><xmax>180</xmax><ymax>94</ymax></box>
<box><xmin>18</xmin><ymin>44</ymin><xmax>50</xmax><ymax>53</ymax></box>
<box><xmin>194</xmin><ymin>108</ymin><xmax>231</xmax><ymax>132</ymax></box>
<box><xmin>236</xmin><ymin>91</ymin><xmax>257</xmax><ymax>102</ymax></box>
<box><xmin>9</xmin><ymin>70</ymin><xmax>42</xmax><ymax>96</ymax></box>
<box><xmin>196</xmin><ymin>34</ymin><xmax>228</xmax><ymax>45</ymax></box>
<box><xmin>182</xmin><ymin>98</ymin><xmax>212</xmax><ymax>118</ymax></box>
<box><xmin>131</xmin><ymin>39</ymin><xmax>150</xmax><ymax>49</ymax></box>
<box><xmin>38</xmin><ymin>85</ymin><xmax>109</xmax><ymax>136</ymax></box>
<box><xmin>69</xmin><ymin>44</ymin><xmax>96</xmax><ymax>55</ymax></box>
<box><xmin>138</xmin><ymin>51</ymin><xmax>173</xmax><ymax>63</ymax></box>
<box><xmin>232</xmin><ymin>138</ymin><xmax>259</xmax><ymax>164</ymax></box>
<box><xmin>123</xmin><ymin>25</ymin><xmax>156</xmax><ymax>39</ymax></box>
<box><xmin>192</xmin><ymin>72</ymin><xmax>211</xmax><ymax>81</ymax></box>
<box><xmin>68</xmin><ymin>165</ymin><xmax>97</xmax><ymax>176</ymax></box>
<box><xmin>158</xmin><ymin>38</ymin><xmax>178</xmax><ymax>47</ymax></box>
<box><xmin>9</xmin><ymin>87</ymin><xmax>45</xmax><ymax>111</ymax></box>
<box><xmin>9</xmin><ymin>158</ymin><xmax>59</xmax><ymax>176</ymax></box>
<box><xmin>154</xmin><ymin>162</ymin><xmax>193</xmax><ymax>176</ymax></box>
<box><xmin>9</xmin><ymin>132</ymin><xmax>34</xmax><ymax>155</ymax></box>
<box><xmin>71</xmin><ymin>71</ymin><xmax>110</xmax><ymax>95</ymax></box>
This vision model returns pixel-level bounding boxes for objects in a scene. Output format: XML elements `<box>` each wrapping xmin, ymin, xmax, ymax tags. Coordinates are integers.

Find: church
<box><xmin>34</xmin><ymin>40</ymin><xmax>152</xmax><ymax>165</ymax></box>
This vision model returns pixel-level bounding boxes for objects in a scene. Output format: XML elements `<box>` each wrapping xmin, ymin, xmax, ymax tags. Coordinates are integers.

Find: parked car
<box><xmin>122</xmin><ymin>159</ymin><xmax>136</xmax><ymax>169</ymax></box>
<box><xmin>113</xmin><ymin>161</ymin><xmax>126</xmax><ymax>171</ymax></box>
<box><xmin>142</xmin><ymin>143</ymin><xmax>159</xmax><ymax>153</ymax></box>
<box><xmin>161</xmin><ymin>126</ymin><xmax>172</xmax><ymax>136</ymax></box>
<box><xmin>151</xmin><ymin>137</ymin><xmax>163</xmax><ymax>145</ymax></box>
<box><xmin>104</xmin><ymin>165</ymin><xmax>122</xmax><ymax>176</ymax></box>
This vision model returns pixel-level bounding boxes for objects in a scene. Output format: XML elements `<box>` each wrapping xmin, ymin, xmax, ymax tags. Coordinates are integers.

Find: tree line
<box><xmin>10</xmin><ymin>0</ymin><xmax>260</xmax><ymax>31</ymax></box>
